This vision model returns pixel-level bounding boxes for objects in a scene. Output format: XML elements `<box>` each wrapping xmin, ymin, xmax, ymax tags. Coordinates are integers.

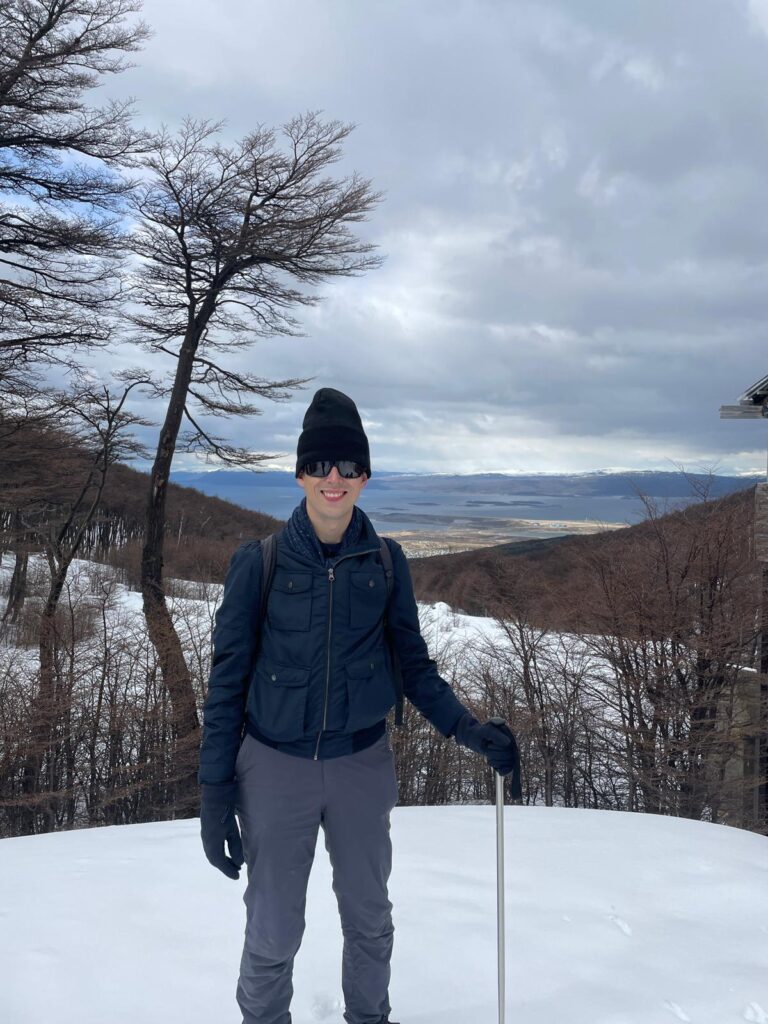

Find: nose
<box><xmin>325</xmin><ymin>465</ymin><xmax>344</xmax><ymax>484</ymax></box>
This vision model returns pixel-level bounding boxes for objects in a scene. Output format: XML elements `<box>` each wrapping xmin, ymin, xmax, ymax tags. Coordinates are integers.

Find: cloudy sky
<box><xmin>97</xmin><ymin>0</ymin><xmax>768</xmax><ymax>475</ymax></box>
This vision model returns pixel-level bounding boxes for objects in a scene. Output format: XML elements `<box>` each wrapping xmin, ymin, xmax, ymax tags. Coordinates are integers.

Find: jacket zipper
<box><xmin>313</xmin><ymin>546</ymin><xmax>378</xmax><ymax>760</ymax></box>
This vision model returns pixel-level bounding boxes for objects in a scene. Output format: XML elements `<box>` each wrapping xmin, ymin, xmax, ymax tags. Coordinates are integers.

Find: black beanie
<box><xmin>295</xmin><ymin>388</ymin><xmax>371</xmax><ymax>477</ymax></box>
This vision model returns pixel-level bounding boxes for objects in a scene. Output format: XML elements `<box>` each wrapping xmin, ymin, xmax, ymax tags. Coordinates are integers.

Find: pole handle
<box><xmin>489</xmin><ymin>716</ymin><xmax>507</xmax><ymax>795</ymax></box>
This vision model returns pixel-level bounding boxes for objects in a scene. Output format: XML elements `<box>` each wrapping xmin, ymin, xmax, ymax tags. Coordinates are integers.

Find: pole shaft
<box><xmin>496</xmin><ymin>771</ymin><xmax>505</xmax><ymax>1024</ymax></box>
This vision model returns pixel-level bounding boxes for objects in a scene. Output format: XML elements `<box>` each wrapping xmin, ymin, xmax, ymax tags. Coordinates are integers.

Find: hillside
<box><xmin>407</xmin><ymin>485</ymin><xmax>757</xmax><ymax>631</ymax></box>
<box><xmin>4</xmin><ymin>413</ymin><xmax>759</xmax><ymax>592</ymax></box>
<box><xmin>2</xmin><ymin>411</ymin><xmax>759</xmax><ymax>624</ymax></box>
<box><xmin>0</xmin><ymin>412</ymin><xmax>284</xmax><ymax>585</ymax></box>
<box><xmin>96</xmin><ymin>462</ymin><xmax>284</xmax><ymax>583</ymax></box>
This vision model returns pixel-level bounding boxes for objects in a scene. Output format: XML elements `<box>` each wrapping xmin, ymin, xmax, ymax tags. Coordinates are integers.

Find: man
<box><xmin>199</xmin><ymin>388</ymin><xmax>518</xmax><ymax>1024</ymax></box>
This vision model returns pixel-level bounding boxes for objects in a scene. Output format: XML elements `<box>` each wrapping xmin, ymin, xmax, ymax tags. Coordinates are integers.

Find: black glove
<box><xmin>453</xmin><ymin>714</ymin><xmax>523</xmax><ymax>800</ymax></box>
<box><xmin>200</xmin><ymin>781</ymin><xmax>244</xmax><ymax>880</ymax></box>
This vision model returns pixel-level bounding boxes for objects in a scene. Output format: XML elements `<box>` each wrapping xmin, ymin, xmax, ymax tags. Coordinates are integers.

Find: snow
<box><xmin>1</xmin><ymin>805</ymin><xmax>767</xmax><ymax>1024</ymax></box>
<box><xmin>2</xmin><ymin>555</ymin><xmax>768</xmax><ymax>1021</ymax></box>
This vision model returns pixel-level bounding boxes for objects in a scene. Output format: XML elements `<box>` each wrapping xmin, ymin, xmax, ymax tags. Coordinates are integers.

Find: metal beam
<box><xmin>719</xmin><ymin>405</ymin><xmax>765</xmax><ymax>419</ymax></box>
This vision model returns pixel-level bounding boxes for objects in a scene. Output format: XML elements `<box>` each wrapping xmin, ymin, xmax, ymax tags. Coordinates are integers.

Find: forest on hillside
<box><xmin>410</xmin><ymin>483</ymin><xmax>765</xmax><ymax>829</ymax></box>
<box><xmin>2</xmin><ymin>420</ymin><xmax>766</xmax><ymax>837</ymax></box>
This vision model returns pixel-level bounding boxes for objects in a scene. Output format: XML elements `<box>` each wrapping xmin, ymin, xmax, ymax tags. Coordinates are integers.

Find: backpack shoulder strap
<box><xmin>259</xmin><ymin>531</ymin><xmax>278</xmax><ymax>610</ymax></box>
<box><xmin>238</xmin><ymin>532</ymin><xmax>279</xmax><ymax>744</ymax></box>
<box><xmin>379</xmin><ymin>536</ymin><xmax>394</xmax><ymax>599</ymax></box>
<box><xmin>378</xmin><ymin>536</ymin><xmax>404</xmax><ymax>728</ymax></box>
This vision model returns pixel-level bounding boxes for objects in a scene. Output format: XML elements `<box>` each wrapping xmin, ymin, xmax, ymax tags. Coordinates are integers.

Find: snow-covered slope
<box><xmin>1</xmin><ymin>806</ymin><xmax>766</xmax><ymax>1024</ymax></box>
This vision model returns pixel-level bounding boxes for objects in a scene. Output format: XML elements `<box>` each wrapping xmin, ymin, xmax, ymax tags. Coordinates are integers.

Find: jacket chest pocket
<box><xmin>349</xmin><ymin>569</ymin><xmax>387</xmax><ymax>629</ymax></box>
<box><xmin>267</xmin><ymin>571</ymin><xmax>313</xmax><ymax>632</ymax></box>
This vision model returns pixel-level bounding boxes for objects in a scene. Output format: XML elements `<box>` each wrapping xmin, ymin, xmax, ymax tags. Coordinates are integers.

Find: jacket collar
<box><xmin>283</xmin><ymin>498</ymin><xmax>379</xmax><ymax>566</ymax></box>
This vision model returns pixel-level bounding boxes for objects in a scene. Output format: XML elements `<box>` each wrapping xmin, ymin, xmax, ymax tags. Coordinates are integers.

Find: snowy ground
<box><xmin>2</xmin><ymin>556</ymin><xmax>767</xmax><ymax>1022</ymax></box>
<box><xmin>1</xmin><ymin>805</ymin><xmax>766</xmax><ymax>1024</ymax></box>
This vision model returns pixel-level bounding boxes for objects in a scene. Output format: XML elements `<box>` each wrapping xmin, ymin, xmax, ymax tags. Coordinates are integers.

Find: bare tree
<box><xmin>0</xmin><ymin>0</ymin><xmax>149</xmax><ymax>392</ymax></box>
<box><xmin>1</xmin><ymin>402</ymin><xmax>90</xmax><ymax>624</ymax></box>
<box><xmin>129</xmin><ymin>113</ymin><xmax>383</xmax><ymax>811</ymax></box>
<box><xmin>9</xmin><ymin>370</ymin><xmax>152</xmax><ymax>833</ymax></box>
<box><xmin>576</xmin><ymin>489</ymin><xmax>757</xmax><ymax>824</ymax></box>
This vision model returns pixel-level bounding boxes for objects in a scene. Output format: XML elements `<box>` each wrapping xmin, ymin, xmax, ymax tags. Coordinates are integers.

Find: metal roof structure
<box><xmin>738</xmin><ymin>373</ymin><xmax>768</xmax><ymax>405</ymax></box>
<box><xmin>720</xmin><ymin>372</ymin><xmax>768</xmax><ymax>419</ymax></box>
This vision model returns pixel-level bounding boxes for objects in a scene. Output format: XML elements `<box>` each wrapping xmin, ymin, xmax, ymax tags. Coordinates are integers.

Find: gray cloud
<box><xmin>89</xmin><ymin>0</ymin><xmax>768</xmax><ymax>474</ymax></box>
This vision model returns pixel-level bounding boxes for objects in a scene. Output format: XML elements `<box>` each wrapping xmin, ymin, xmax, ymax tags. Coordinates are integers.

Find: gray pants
<box><xmin>234</xmin><ymin>731</ymin><xmax>399</xmax><ymax>1024</ymax></box>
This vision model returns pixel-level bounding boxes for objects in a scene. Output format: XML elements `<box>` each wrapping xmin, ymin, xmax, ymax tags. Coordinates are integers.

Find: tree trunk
<box><xmin>140</xmin><ymin>320</ymin><xmax>212</xmax><ymax>817</ymax></box>
<box><xmin>2</xmin><ymin>519</ymin><xmax>28</xmax><ymax>624</ymax></box>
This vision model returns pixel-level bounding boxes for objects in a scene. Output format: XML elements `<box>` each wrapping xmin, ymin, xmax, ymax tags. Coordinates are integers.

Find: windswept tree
<box><xmin>129</xmin><ymin>113</ymin><xmax>382</xmax><ymax>810</ymax></box>
<box><xmin>0</xmin><ymin>0</ymin><xmax>149</xmax><ymax>396</ymax></box>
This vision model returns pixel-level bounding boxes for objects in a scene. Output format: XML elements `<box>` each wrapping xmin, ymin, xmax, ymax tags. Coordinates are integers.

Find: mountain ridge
<box><xmin>169</xmin><ymin>468</ymin><xmax>763</xmax><ymax>502</ymax></box>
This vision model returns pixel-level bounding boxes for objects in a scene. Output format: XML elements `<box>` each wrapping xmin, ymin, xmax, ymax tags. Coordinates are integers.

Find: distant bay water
<box><xmin>168</xmin><ymin>469</ymin><xmax>759</xmax><ymax>545</ymax></box>
<box><xmin>210</xmin><ymin>483</ymin><xmax>653</xmax><ymax>531</ymax></box>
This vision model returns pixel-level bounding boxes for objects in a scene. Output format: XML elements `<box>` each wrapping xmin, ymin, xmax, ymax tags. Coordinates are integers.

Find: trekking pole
<box><xmin>489</xmin><ymin>716</ymin><xmax>506</xmax><ymax>1024</ymax></box>
<box><xmin>495</xmin><ymin>768</ymin><xmax>505</xmax><ymax>1024</ymax></box>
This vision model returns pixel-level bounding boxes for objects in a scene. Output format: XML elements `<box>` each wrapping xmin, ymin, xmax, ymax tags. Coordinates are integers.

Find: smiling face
<box><xmin>297</xmin><ymin>463</ymin><xmax>369</xmax><ymax>544</ymax></box>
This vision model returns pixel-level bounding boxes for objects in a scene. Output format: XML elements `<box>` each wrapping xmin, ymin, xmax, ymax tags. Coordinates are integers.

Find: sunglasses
<box><xmin>301</xmin><ymin>460</ymin><xmax>366</xmax><ymax>479</ymax></box>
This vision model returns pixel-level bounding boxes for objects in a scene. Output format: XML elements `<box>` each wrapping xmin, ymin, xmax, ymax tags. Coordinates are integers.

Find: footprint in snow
<box><xmin>608</xmin><ymin>913</ymin><xmax>632</xmax><ymax>936</ymax></box>
<box><xmin>744</xmin><ymin>1003</ymin><xmax>768</xmax><ymax>1023</ymax></box>
<box><xmin>310</xmin><ymin>992</ymin><xmax>343</xmax><ymax>1020</ymax></box>
<box><xmin>663</xmin><ymin>1001</ymin><xmax>691</xmax><ymax>1021</ymax></box>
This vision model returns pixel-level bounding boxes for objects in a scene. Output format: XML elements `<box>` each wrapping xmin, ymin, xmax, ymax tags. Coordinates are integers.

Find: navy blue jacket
<box><xmin>198</xmin><ymin>499</ymin><xmax>468</xmax><ymax>786</ymax></box>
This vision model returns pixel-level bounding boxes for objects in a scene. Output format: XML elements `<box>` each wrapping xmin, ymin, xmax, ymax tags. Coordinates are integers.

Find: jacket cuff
<box><xmin>200</xmin><ymin>781</ymin><xmax>238</xmax><ymax>805</ymax></box>
<box><xmin>452</xmin><ymin>711</ymin><xmax>479</xmax><ymax>746</ymax></box>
